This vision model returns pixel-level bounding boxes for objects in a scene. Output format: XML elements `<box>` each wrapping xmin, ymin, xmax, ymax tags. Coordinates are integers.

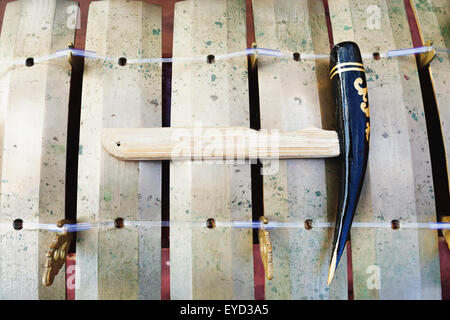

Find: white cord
<box><xmin>0</xmin><ymin>46</ymin><xmax>442</xmax><ymax>67</ymax></box>
<box><xmin>1</xmin><ymin>219</ymin><xmax>449</xmax><ymax>232</ymax></box>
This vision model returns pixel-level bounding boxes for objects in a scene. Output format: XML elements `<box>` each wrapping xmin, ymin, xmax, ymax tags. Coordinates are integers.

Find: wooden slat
<box><xmin>0</xmin><ymin>0</ymin><xmax>75</xmax><ymax>299</ymax></box>
<box><xmin>329</xmin><ymin>0</ymin><xmax>441</xmax><ymax>299</ymax></box>
<box><xmin>76</xmin><ymin>0</ymin><xmax>162</xmax><ymax>300</ymax></box>
<box><xmin>170</xmin><ymin>0</ymin><xmax>254</xmax><ymax>299</ymax></box>
<box><xmin>101</xmin><ymin>127</ymin><xmax>340</xmax><ymax>160</ymax></box>
<box><xmin>411</xmin><ymin>0</ymin><xmax>450</xmax><ymax>192</ymax></box>
<box><xmin>252</xmin><ymin>0</ymin><xmax>348</xmax><ymax>299</ymax></box>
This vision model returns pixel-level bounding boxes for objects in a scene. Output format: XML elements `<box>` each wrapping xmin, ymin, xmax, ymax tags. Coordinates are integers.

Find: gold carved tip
<box><xmin>67</xmin><ymin>42</ymin><xmax>74</xmax><ymax>68</ymax></box>
<box><xmin>250</xmin><ymin>42</ymin><xmax>258</xmax><ymax>70</ymax></box>
<box><xmin>66</xmin><ymin>42</ymin><xmax>81</xmax><ymax>71</ymax></box>
<box><xmin>259</xmin><ymin>217</ymin><xmax>273</xmax><ymax>281</ymax></box>
<box><xmin>418</xmin><ymin>40</ymin><xmax>436</xmax><ymax>69</ymax></box>
<box><xmin>327</xmin><ymin>248</ymin><xmax>338</xmax><ymax>286</ymax></box>
<box><xmin>42</xmin><ymin>219</ymin><xmax>73</xmax><ymax>287</ymax></box>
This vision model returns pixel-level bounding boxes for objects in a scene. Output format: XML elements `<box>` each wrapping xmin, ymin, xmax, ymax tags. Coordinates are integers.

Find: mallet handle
<box><xmin>101</xmin><ymin>127</ymin><xmax>340</xmax><ymax>161</ymax></box>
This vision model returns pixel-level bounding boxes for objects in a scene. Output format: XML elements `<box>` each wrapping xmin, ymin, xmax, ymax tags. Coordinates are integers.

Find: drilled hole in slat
<box><xmin>207</xmin><ymin>54</ymin><xmax>215</xmax><ymax>64</ymax></box>
<box><xmin>118</xmin><ymin>57</ymin><xmax>127</xmax><ymax>66</ymax></box>
<box><xmin>304</xmin><ymin>219</ymin><xmax>313</xmax><ymax>230</ymax></box>
<box><xmin>114</xmin><ymin>217</ymin><xmax>124</xmax><ymax>229</ymax></box>
<box><xmin>206</xmin><ymin>218</ymin><xmax>216</xmax><ymax>229</ymax></box>
<box><xmin>25</xmin><ymin>58</ymin><xmax>34</xmax><ymax>67</ymax></box>
<box><xmin>391</xmin><ymin>219</ymin><xmax>400</xmax><ymax>230</ymax></box>
<box><xmin>13</xmin><ymin>219</ymin><xmax>23</xmax><ymax>231</ymax></box>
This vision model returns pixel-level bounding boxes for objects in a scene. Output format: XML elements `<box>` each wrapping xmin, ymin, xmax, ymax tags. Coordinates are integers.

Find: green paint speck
<box><xmin>344</xmin><ymin>26</ymin><xmax>352</xmax><ymax>30</ymax></box>
<box><xmin>152</xmin><ymin>29</ymin><xmax>161</xmax><ymax>35</ymax></box>
<box><xmin>411</xmin><ymin>112</ymin><xmax>418</xmax><ymax>121</ymax></box>
<box><xmin>211</xmin><ymin>74</ymin><xmax>217</xmax><ymax>81</ymax></box>
<box><xmin>315</xmin><ymin>191</ymin><xmax>322</xmax><ymax>197</ymax></box>
<box><xmin>78</xmin><ymin>145</ymin><xmax>83</xmax><ymax>155</ymax></box>
<box><xmin>205</xmin><ymin>40</ymin><xmax>212</xmax><ymax>46</ymax></box>
<box><xmin>391</xmin><ymin>6</ymin><xmax>401</xmax><ymax>15</ymax></box>
<box><xmin>51</xmin><ymin>144</ymin><xmax>65</xmax><ymax>154</ymax></box>
<box><xmin>215</xmin><ymin>21</ymin><xmax>223</xmax><ymax>28</ymax></box>
<box><xmin>103</xmin><ymin>191</ymin><xmax>112</xmax><ymax>201</ymax></box>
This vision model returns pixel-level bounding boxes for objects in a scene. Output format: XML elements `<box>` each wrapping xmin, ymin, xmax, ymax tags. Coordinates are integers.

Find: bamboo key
<box><xmin>101</xmin><ymin>127</ymin><xmax>340</xmax><ymax>161</ymax></box>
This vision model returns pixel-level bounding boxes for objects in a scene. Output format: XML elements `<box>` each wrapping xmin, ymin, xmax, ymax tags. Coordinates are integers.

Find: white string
<box><xmin>0</xmin><ymin>45</ymin><xmax>444</xmax><ymax>67</ymax></box>
<box><xmin>435</xmin><ymin>47</ymin><xmax>450</xmax><ymax>53</ymax></box>
<box><xmin>1</xmin><ymin>220</ymin><xmax>449</xmax><ymax>233</ymax></box>
<box><xmin>385</xmin><ymin>46</ymin><xmax>434</xmax><ymax>58</ymax></box>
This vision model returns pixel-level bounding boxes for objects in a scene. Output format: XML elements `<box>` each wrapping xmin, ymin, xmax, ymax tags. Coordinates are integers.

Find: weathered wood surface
<box><xmin>329</xmin><ymin>0</ymin><xmax>441</xmax><ymax>299</ymax></box>
<box><xmin>76</xmin><ymin>0</ymin><xmax>162</xmax><ymax>299</ymax></box>
<box><xmin>253</xmin><ymin>0</ymin><xmax>348</xmax><ymax>299</ymax></box>
<box><xmin>0</xmin><ymin>0</ymin><xmax>75</xmax><ymax>299</ymax></box>
<box><xmin>101</xmin><ymin>127</ymin><xmax>340</xmax><ymax>160</ymax></box>
<box><xmin>411</xmin><ymin>0</ymin><xmax>450</xmax><ymax>192</ymax></box>
<box><xmin>170</xmin><ymin>0</ymin><xmax>254</xmax><ymax>299</ymax></box>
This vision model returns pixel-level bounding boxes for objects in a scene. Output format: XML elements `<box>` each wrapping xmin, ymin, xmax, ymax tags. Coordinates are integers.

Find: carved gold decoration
<box><xmin>366</xmin><ymin>122</ymin><xmax>370</xmax><ymax>142</ymax></box>
<box><xmin>259</xmin><ymin>217</ymin><xmax>273</xmax><ymax>281</ymax></box>
<box><xmin>418</xmin><ymin>40</ymin><xmax>436</xmax><ymax>69</ymax></box>
<box><xmin>354</xmin><ymin>77</ymin><xmax>370</xmax><ymax>118</ymax></box>
<box><xmin>250</xmin><ymin>42</ymin><xmax>258</xmax><ymax>70</ymax></box>
<box><xmin>42</xmin><ymin>220</ymin><xmax>73</xmax><ymax>287</ymax></box>
<box><xmin>67</xmin><ymin>42</ymin><xmax>74</xmax><ymax>68</ymax></box>
<box><xmin>67</xmin><ymin>42</ymin><xmax>81</xmax><ymax>71</ymax></box>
